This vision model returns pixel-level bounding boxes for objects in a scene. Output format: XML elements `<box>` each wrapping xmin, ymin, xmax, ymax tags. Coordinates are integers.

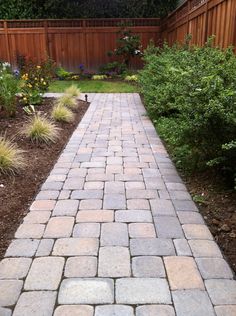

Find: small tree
<box><xmin>108</xmin><ymin>24</ymin><xmax>142</xmax><ymax>68</ymax></box>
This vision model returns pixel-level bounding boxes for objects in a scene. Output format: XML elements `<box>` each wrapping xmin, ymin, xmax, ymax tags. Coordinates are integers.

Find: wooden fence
<box><xmin>0</xmin><ymin>2</ymin><xmax>235</xmax><ymax>72</ymax></box>
<box><xmin>0</xmin><ymin>18</ymin><xmax>160</xmax><ymax>72</ymax></box>
<box><xmin>161</xmin><ymin>0</ymin><xmax>236</xmax><ymax>50</ymax></box>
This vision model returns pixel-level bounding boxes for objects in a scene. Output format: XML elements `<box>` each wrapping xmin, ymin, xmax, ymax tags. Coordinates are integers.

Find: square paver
<box><xmin>24</xmin><ymin>257</ymin><xmax>65</xmax><ymax>290</ymax></box>
<box><xmin>0</xmin><ymin>280</ymin><xmax>23</xmax><ymax>306</ymax></box>
<box><xmin>150</xmin><ymin>199</ymin><xmax>175</xmax><ymax>216</ymax></box>
<box><xmin>205</xmin><ymin>279</ymin><xmax>236</xmax><ymax>305</ymax></box>
<box><xmin>132</xmin><ymin>256</ymin><xmax>165</xmax><ymax>277</ymax></box>
<box><xmin>101</xmin><ymin>223</ymin><xmax>128</xmax><ymax>246</ymax></box>
<box><xmin>154</xmin><ymin>216</ymin><xmax>184</xmax><ymax>238</ymax></box>
<box><xmin>172</xmin><ymin>290</ymin><xmax>215</xmax><ymax>316</ymax></box>
<box><xmin>103</xmin><ymin>194</ymin><xmax>126</xmax><ymax>209</ymax></box>
<box><xmin>164</xmin><ymin>256</ymin><xmax>204</xmax><ymax>290</ymax></box>
<box><xmin>53</xmin><ymin>200</ymin><xmax>79</xmax><ymax>216</ymax></box>
<box><xmin>98</xmin><ymin>246</ymin><xmax>131</xmax><ymax>277</ymax></box>
<box><xmin>65</xmin><ymin>257</ymin><xmax>97</xmax><ymax>277</ymax></box>
<box><xmin>129</xmin><ymin>223</ymin><xmax>156</xmax><ymax>238</ymax></box>
<box><xmin>196</xmin><ymin>258</ymin><xmax>233</xmax><ymax>279</ymax></box>
<box><xmin>44</xmin><ymin>217</ymin><xmax>74</xmax><ymax>238</ymax></box>
<box><xmin>104</xmin><ymin>181</ymin><xmax>125</xmax><ymax>194</ymax></box>
<box><xmin>0</xmin><ymin>258</ymin><xmax>32</xmax><ymax>279</ymax></box>
<box><xmin>13</xmin><ymin>291</ymin><xmax>57</xmax><ymax>316</ymax></box>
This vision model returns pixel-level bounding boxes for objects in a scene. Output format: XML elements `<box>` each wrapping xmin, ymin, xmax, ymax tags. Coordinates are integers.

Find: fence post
<box><xmin>204</xmin><ymin>0</ymin><xmax>209</xmax><ymax>44</ymax></box>
<box><xmin>3</xmin><ymin>21</ymin><xmax>11</xmax><ymax>63</ymax></box>
<box><xmin>44</xmin><ymin>20</ymin><xmax>50</xmax><ymax>58</ymax></box>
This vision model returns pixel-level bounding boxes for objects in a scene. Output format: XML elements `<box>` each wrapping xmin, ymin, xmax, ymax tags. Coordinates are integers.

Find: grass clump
<box><xmin>64</xmin><ymin>84</ymin><xmax>81</xmax><ymax>98</ymax></box>
<box><xmin>0</xmin><ymin>136</ymin><xmax>25</xmax><ymax>174</ymax></box>
<box><xmin>56</xmin><ymin>94</ymin><xmax>78</xmax><ymax>110</ymax></box>
<box><xmin>22</xmin><ymin>114</ymin><xmax>60</xmax><ymax>144</ymax></box>
<box><xmin>51</xmin><ymin>104</ymin><xmax>74</xmax><ymax>123</ymax></box>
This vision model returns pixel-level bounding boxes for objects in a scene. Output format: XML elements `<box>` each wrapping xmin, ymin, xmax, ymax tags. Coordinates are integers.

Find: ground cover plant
<box><xmin>49</xmin><ymin>79</ymin><xmax>139</xmax><ymax>93</ymax></box>
<box><xmin>139</xmin><ymin>38</ymin><xmax>236</xmax><ymax>188</ymax></box>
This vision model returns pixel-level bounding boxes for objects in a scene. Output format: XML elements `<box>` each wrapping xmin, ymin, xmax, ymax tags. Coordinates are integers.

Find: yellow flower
<box><xmin>41</xmin><ymin>78</ymin><xmax>44</xmax><ymax>82</ymax></box>
<box><xmin>34</xmin><ymin>77</ymin><xmax>38</xmax><ymax>80</ymax></box>
<box><xmin>37</xmin><ymin>65</ymin><xmax>41</xmax><ymax>69</ymax></box>
<box><xmin>43</xmin><ymin>82</ymin><xmax>46</xmax><ymax>85</ymax></box>
<box><xmin>23</xmin><ymin>97</ymin><xmax>27</xmax><ymax>101</ymax></box>
<box><xmin>28</xmin><ymin>84</ymin><xmax>32</xmax><ymax>88</ymax></box>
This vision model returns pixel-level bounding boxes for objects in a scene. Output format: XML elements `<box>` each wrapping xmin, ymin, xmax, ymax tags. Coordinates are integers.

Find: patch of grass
<box><xmin>49</xmin><ymin>80</ymin><xmax>139</xmax><ymax>93</ymax></box>
<box><xmin>64</xmin><ymin>84</ymin><xmax>81</xmax><ymax>98</ymax></box>
<box><xmin>51</xmin><ymin>105</ymin><xmax>74</xmax><ymax>123</ymax></box>
<box><xmin>22</xmin><ymin>114</ymin><xmax>60</xmax><ymax>144</ymax></box>
<box><xmin>0</xmin><ymin>136</ymin><xmax>25</xmax><ymax>174</ymax></box>
<box><xmin>56</xmin><ymin>94</ymin><xmax>78</xmax><ymax>110</ymax></box>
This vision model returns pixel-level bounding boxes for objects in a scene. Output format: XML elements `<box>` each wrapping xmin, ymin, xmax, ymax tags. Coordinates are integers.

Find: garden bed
<box><xmin>0</xmin><ymin>98</ymin><xmax>89</xmax><ymax>259</ymax></box>
<box><xmin>184</xmin><ymin>172</ymin><xmax>236</xmax><ymax>273</ymax></box>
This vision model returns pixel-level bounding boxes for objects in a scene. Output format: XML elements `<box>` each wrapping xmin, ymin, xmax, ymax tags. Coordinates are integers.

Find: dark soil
<box><xmin>183</xmin><ymin>171</ymin><xmax>236</xmax><ymax>273</ymax></box>
<box><xmin>0</xmin><ymin>98</ymin><xmax>89</xmax><ymax>259</ymax></box>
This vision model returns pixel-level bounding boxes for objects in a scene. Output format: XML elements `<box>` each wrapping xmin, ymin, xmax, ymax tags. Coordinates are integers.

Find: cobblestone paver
<box><xmin>1</xmin><ymin>93</ymin><xmax>235</xmax><ymax>315</ymax></box>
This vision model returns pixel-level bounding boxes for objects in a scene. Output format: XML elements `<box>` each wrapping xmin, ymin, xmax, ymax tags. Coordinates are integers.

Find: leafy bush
<box><xmin>99</xmin><ymin>61</ymin><xmax>127</xmax><ymax>76</ymax></box>
<box><xmin>139</xmin><ymin>39</ymin><xmax>236</xmax><ymax>185</ymax></box>
<box><xmin>56</xmin><ymin>94</ymin><xmax>78</xmax><ymax>110</ymax></box>
<box><xmin>0</xmin><ymin>136</ymin><xmax>25</xmax><ymax>174</ymax></box>
<box><xmin>20</xmin><ymin>57</ymin><xmax>55</xmax><ymax>105</ymax></box>
<box><xmin>51</xmin><ymin>105</ymin><xmax>74</xmax><ymax>123</ymax></box>
<box><xmin>55</xmin><ymin>67</ymin><xmax>73</xmax><ymax>80</ymax></box>
<box><xmin>125</xmin><ymin>74</ymin><xmax>138</xmax><ymax>82</ymax></box>
<box><xmin>22</xmin><ymin>114</ymin><xmax>60</xmax><ymax>144</ymax></box>
<box><xmin>0</xmin><ymin>72</ymin><xmax>18</xmax><ymax>117</ymax></box>
<box><xmin>64</xmin><ymin>85</ymin><xmax>81</xmax><ymax>98</ymax></box>
<box><xmin>92</xmin><ymin>75</ymin><xmax>108</xmax><ymax>80</ymax></box>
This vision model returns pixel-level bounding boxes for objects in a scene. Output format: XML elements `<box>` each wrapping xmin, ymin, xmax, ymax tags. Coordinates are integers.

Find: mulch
<box><xmin>0</xmin><ymin>98</ymin><xmax>89</xmax><ymax>259</ymax></box>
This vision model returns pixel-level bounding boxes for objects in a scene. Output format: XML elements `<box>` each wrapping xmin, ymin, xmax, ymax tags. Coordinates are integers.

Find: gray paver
<box><xmin>101</xmin><ymin>223</ymin><xmax>128</xmax><ymax>246</ymax></box>
<box><xmin>0</xmin><ymin>258</ymin><xmax>32</xmax><ymax>279</ymax></box>
<box><xmin>65</xmin><ymin>257</ymin><xmax>97</xmax><ymax>277</ymax></box>
<box><xmin>0</xmin><ymin>307</ymin><xmax>11</xmax><ymax>316</ymax></box>
<box><xmin>116</xmin><ymin>278</ymin><xmax>171</xmax><ymax>304</ymax></box>
<box><xmin>53</xmin><ymin>200</ymin><xmax>79</xmax><ymax>216</ymax></box>
<box><xmin>103</xmin><ymin>194</ymin><xmax>126</xmax><ymax>209</ymax></box>
<box><xmin>136</xmin><ymin>305</ymin><xmax>175</xmax><ymax>316</ymax></box>
<box><xmin>115</xmin><ymin>210</ymin><xmax>152</xmax><ymax>223</ymax></box>
<box><xmin>215</xmin><ymin>306</ymin><xmax>236</xmax><ymax>316</ymax></box>
<box><xmin>173</xmin><ymin>290</ymin><xmax>215</xmax><ymax>316</ymax></box>
<box><xmin>13</xmin><ymin>291</ymin><xmax>57</xmax><ymax>316</ymax></box>
<box><xmin>205</xmin><ymin>279</ymin><xmax>236</xmax><ymax>305</ymax></box>
<box><xmin>130</xmin><ymin>238</ymin><xmax>175</xmax><ymax>256</ymax></box>
<box><xmin>24</xmin><ymin>257</ymin><xmax>64</xmax><ymax>290</ymax></box>
<box><xmin>73</xmin><ymin>223</ymin><xmax>100</xmax><ymax>237</ymax></box>
<box><xmin>53</xmin><ymin>238</ymin><xmax>99</xmax><ymax>256</ymax></box>
<box><xmin>58</xmin><ymin>278</ymin><xmax>114</xmax><ymax>304</ymax></box>
<box><xmin>98</xmin><ymin>246</ymin><xmax>130</xmax><ymax>277</ymax></box>
<box><xmin>5</xmin><ymin>239</ymin><xmax>39</xmax><ymax>257</ymax></box>
<box><xmin>154</xmin><ymin>216</ymin><xmax>184</xmax><ymax>238</ymax></box>
<box><xmin>0</xmin><ymin>280</ymin><xmax>23</xmax><ymax>306</ymax></box>
<box><xmin>150</xmin><ymin>199</ymin><xmax>176</xmax><ymax>216</ymax></box>
<box><xmin>132</xmin><ymin>256</ymin><xmax>165</xmax><ymax>277</ymax></box>
<box><xmin>196</xmin><ymin>258</ymin><xmax>233</xmax><ymax>279</ymax></box>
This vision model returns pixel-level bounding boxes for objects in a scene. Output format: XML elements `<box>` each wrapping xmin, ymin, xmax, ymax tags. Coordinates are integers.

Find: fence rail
<box><xmin>161</xmin><ymin>0</ymin><xmax>236</xmax><ymax>51</ymax></box>
<box><xmin>0</xmin><ymin>18</ymin><xmax>160</xmax><ymax>71</ymax></box>
<box><xmin>0</xmin><ymin>3</ymin><xmax>235</xmax><ymax>72</ymax></box>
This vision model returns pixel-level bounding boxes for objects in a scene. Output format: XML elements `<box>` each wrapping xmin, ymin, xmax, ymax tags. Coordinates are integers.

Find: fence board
<box><xmin>161</xmin><ymin>0</ymin><xmax>236</xmax><ymax>51</ymax></box>
<box><xmin>0</xmin><ymin>18</ymin><xmax>160</xmax><ymax>72</ymax></box>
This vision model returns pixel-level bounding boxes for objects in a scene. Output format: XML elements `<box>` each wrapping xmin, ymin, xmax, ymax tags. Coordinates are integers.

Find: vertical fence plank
<box><xmin>3</xmin><ymin>21</ymin><xmax>10</xmax><ymax>63</ymax></box>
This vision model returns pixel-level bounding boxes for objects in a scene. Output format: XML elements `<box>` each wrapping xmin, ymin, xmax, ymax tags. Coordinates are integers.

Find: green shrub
<box><xmin>55</xmin><ymin>67</ymin><xmax>73</xmax><ymax>80</ymax></box>
<box><xmin>0</xmin><ymin>136</ymin><xmax>25</xmax><ymax>174</ymax></box>
<box><xmin>99</xmin><ymin>61</ymin><xmax>127</xmax><ymax>76</ymax></box>
<box><xmin>125</xmin><ymin>75</ymin><xmax>138</xmax><ymax>82</ymax></box>
<box><xmin>64</xmin><ymin>85</ymin><xmax>81</xmax><ymax>98</ymax></box>
<box><xmin>22</xmin><ymin>114</ymin><xmax>60</xmax><ymax>144</ymax></box>
<box><xmin>51</xmin><ymin>104</ymin><xmax>74</xmax><ymax>123</ymax></box>
<box><xmin>0</xmin><ymin>62</ymin><xmax>18</xmax><ymax>116</ymax></box>
<box><xmin>92</xmin><ymin>75</ymin><xmax>108</xmax><ymax>80</ymax></box>
<box><xmin>139</xmin><ymin>39</ymin><xmax>236</xmax><ymax>185</ymax></box>
<box><xmin>56</xmin><ymin>94</ymin><xmax>78</xmax><ymax>110</ymax></box>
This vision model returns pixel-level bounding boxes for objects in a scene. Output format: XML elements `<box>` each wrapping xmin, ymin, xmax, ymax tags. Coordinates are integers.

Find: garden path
<box><xmin>0</xmin><ymin>93</ymin><xmax>236</xmax><ymax>316</ymax></box>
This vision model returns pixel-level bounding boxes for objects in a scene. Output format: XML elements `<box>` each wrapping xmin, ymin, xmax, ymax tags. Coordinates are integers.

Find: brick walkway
<box><xmin>0</xmin><ymin>93</ymin><xmax>235</xmax><ymax>316</ymax></box>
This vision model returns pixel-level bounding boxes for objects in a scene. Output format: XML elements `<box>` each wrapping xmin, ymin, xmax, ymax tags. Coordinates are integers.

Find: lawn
<box><xmin>49</xmin><ymin>80</ymin><xmax>139</xmax><ymax>93</ymax></box>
